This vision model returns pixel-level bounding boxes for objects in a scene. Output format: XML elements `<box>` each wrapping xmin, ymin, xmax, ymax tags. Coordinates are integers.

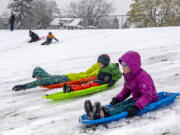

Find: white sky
<box><xmin>0</xmin><ymin>0</ymin><xmax>133</xmax><ymax>16</ymax></box>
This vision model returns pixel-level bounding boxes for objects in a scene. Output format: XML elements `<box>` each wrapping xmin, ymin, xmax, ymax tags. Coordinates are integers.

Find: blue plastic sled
<box><xmin>79</xmin><ymin>92</ymin><xmax>180</xmax><ymax>125</ymax></box>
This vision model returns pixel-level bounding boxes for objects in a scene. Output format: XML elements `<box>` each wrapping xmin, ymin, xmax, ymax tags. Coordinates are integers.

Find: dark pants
<box><xmin>29</xmin><ymin>38</ymin><xmax>39</xmax><ymax>43</ymax></box>
<box><xmin>105</xmin><ymin>98</ymin><xmax>135</xmax><ymax>116</ymax></box>
<box><xmin>10</xmin><ymin>22</ymin><xmax>14</xmax><ymax>31</ymax></box>
<box><xmin>41</xmin><ymin>38</ymin><xmax>52</xmax><ymax>45</ymax></box>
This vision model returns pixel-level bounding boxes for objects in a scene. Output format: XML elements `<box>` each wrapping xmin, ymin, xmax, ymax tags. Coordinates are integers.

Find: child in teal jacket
<box><xmin>12</xmin><ymin>63</ymin><xmax>99</xmax><ymax>91</ymax></box>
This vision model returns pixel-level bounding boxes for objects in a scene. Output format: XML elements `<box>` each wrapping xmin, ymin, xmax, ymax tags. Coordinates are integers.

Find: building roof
<box><xmin>50</xmin><ymin>18</ymin><xmax>75</xmax><ymax>26</ymax></box>
<box><xmin>50</xmin><ymin>18</ymin><xmax>61</xmax><ymax>26</ymax></box>
<box><xmin>50</xmin><ymin>18</ymin><xmax>84</xmax><ymax>28</ymax></box>
<box><xmin>63</xmin><ymin>19</ymin><xmax>82</xmax><ymax>27</ymax></box>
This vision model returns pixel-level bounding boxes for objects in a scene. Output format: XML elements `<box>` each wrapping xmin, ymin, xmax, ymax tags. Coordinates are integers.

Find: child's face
<box><xmin>98</xmin><ymin>63</ymin><xmax>104</xmax><ymax>68</ymax></box>
<box><xmin>122</xmin><ymin>66</ymin><xmax>131</xmax><ymax>74</ymax></box>
<box><xmin>35</xmin><ymin>76</ymin><xmax>40</xmax><ymax>80</ymax></box>
<box><xmin>120</xmin><ymin>60</ymin><xmax>131</xmax><ymax>74</ymax></box>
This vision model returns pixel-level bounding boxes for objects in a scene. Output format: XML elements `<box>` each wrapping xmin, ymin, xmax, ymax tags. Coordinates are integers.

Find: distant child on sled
<box><xmin>41</xmin><ymin>32</ymin><xmax>59</xmax><ymax>45</ymax></box>
<box><xmin>29</xmin><ymin>30</ymin><xmax>39</xmax><ymax>43</ymax></box>
<box><xmin>84</xmin><ymin>51</ymin><xmax>158</xmax><ymax>120</ymax></box>
<box><xmin>63</xmin><ymin>54</ymin><xmax>122</xmax><ymax>93</ymax></box>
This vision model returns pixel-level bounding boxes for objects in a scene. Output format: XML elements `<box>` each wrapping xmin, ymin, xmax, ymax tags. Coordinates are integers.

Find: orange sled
<box><xmin>40</xmin><ymin>76</ymin><xmax>97</xmax><ymax>89</ymax></box>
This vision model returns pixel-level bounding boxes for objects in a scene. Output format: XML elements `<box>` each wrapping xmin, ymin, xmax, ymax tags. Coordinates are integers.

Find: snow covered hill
<box><xmin>0</xmin><ymin>27</ymin><xmax>180</xmax><ymax>135</ymax></box>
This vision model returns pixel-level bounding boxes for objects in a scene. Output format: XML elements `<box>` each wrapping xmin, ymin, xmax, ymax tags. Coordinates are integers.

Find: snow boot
<box><xmin>63</xmin><ymin>83</ymin><xmax>67</xmax><ymax>93</ymax></box>
<box><xmin>63</xmin><ymin>83</ymin><xmax>73</xmax><ymax>93</ymax></box>
<box><xmin>66</xmin><ymin>85</ymin><xmax>73</xmax><ymax>93</ymax></box>
<box><xmin>84</xmin><ymin>100</ymin><xmax>93</xmax><ymax>119</ymax></box>
<box><xmin>92</xmin><ymin>101</ymin><xmax>101</xmax><ymax>120</ymax></box>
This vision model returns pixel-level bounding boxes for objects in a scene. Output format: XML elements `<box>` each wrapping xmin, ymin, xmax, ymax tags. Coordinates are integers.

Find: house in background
<box><xmin>63</xmin><ymin>18</ymin><xmax>84</xmax><ymax>29</ymax></box>
<box><xmin>50</xmin><ymin>18</ymin><xmax>84</xmax><ymax>29</ymax></box>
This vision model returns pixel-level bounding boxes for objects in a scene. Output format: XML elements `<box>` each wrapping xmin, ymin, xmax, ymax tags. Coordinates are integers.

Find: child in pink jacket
<box><xmin>84</xmin><ymin>51</ymin><xmax>158</xmax><ymax>120</ymax></box>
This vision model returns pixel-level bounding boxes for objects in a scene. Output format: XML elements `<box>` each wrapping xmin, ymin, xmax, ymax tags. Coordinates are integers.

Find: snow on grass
<box><xmin>0</xmin><ymin>27</ymin><xmax>180</xmax><ymax>135</ymax></box>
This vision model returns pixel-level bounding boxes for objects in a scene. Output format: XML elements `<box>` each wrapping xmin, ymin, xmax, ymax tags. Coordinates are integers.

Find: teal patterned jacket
<box><xmin>24</xmin><ymin>67</ymin><xmax>70</xmax><ymax>89</ymax></box>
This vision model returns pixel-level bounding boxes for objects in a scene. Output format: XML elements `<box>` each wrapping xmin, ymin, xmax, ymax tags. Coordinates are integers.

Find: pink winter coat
<box><xmin>117</xmin><ymin>51</ymin><xmax>158</xmax><ymax>110</ymax></box>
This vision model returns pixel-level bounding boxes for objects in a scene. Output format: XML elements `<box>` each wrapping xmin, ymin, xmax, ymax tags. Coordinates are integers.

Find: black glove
<box><xmin>110</xmin><ymin>97</ymin><xmax>120</xmax><ymax>106</ymax></box>
<box><xmin>126</xmin><ymin>104</ymin><xmax>140</xmax><ymax>118</ymax></box>
<box><xmin>12</xmin><ymin>85</ymin><xmax>26</xmax><ymax>91</ymax></box>
<box><xmin>107</xmin><ymin>80</ymin><xmax>115</xmax><ymax>87</ymax></box>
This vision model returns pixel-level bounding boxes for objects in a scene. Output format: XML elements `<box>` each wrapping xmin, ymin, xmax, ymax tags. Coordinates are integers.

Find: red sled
<box><xmin>39</xmin><ymin>36</ymin><xmax>46</xmax><ymax>40</ymax></box>
<box><xmin>40</xmin><ymin>76</ymin><xmax>97</xmax><ymax>89</ymax></box>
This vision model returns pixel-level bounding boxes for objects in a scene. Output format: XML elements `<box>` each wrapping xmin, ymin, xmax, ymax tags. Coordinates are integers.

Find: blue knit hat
<box><xmin>97</xmin><ymin>54</ymin><xmax>110</xmax><ymax>65</ymax></box>
<box><xmin>29</xmin><ymin>30</ymin><xmax>32</xmax><ymax>34</ymax></box>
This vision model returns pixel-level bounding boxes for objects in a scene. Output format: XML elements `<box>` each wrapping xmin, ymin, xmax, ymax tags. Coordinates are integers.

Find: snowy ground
<box><xmin>0</xmin><ymin>27</ymin><xmax>180</xmax><ymax>135</ymax></box>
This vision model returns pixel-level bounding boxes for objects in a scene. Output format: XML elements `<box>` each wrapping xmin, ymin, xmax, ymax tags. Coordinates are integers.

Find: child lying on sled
<box><xmin>12</xmin><ymin>62</ymin><xmax>100</xmax><ymax>92</ymax></box>
<box><xmin>63</xmin><ymin>54</ymin><xmax>122</xmax><ymax>93</ymax></box>
<box><xmin>84</xmin><ymin>51</ymin><xmax>158</xmax><ymax>120</ymax></box>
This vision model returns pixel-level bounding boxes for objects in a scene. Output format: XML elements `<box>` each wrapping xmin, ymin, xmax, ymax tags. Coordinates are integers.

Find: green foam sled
<box><xmin>43</xmin><ymin>84</ymin><xmax>115</xmax><ymax>100</ymax></box>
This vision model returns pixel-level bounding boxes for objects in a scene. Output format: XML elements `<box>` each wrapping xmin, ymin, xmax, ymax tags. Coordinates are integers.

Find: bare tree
<box><xmin>126</xmin><ymin>0</ymin><xmax>180</xmax><ymax>28</ymax></box>
<box><xmin>175</xmin><ymin>0</ymin><xmax>180</xmax><ymax>23</ymax></box>
<box><xmin>69</xmin><ymin>0</ymin><xmax>114</xmax><ymax>27</ymax></box>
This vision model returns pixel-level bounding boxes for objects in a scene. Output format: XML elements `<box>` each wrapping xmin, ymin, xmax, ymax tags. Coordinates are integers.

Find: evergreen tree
<box><xmin>31</xmin><ymin>0</ymin><xmax>61</xmax><ymax>29</ymax></box>
<box><xmin>8</xmin><ymin>0</ymin><xmax>34</xmax><ymax>28</ymax></box>
<box><xmin>31</xmin><ymin>0</ymin><xmax>51</xmax><ymax>29</ymax></box>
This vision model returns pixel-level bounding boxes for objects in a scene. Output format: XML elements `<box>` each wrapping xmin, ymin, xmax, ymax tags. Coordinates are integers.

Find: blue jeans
<box><xmin>41</xmin><ymin>38</ymin><xmax>52</xmax><ymax>45</ymax></box>
<box><xmin>10</xmin><ymin>22</ymin><xmax>14</xmax><ymax>31</ymax></box>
